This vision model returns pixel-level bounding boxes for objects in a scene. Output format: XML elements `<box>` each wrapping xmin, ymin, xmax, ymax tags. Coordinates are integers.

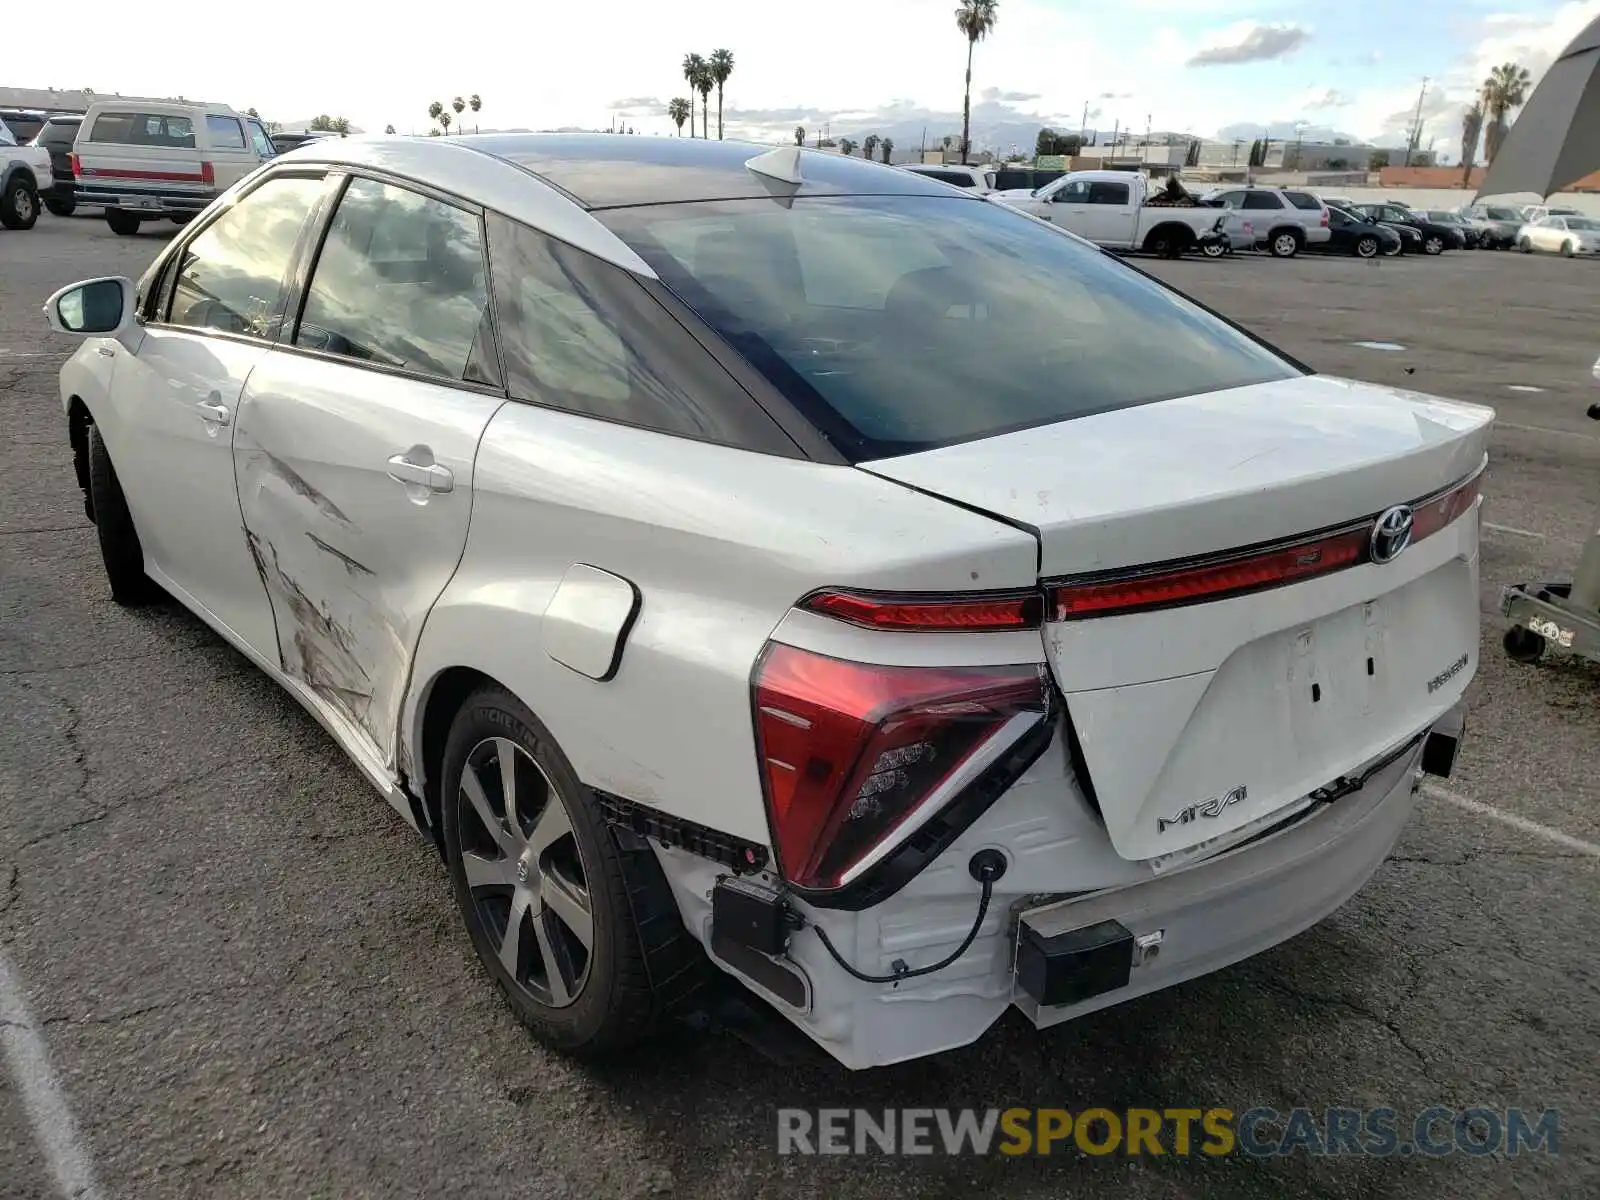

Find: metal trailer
<box><xmin>1499</xmin><ymin>377</ymin><xmax>1600</xmax><ymax>666</ymax></box>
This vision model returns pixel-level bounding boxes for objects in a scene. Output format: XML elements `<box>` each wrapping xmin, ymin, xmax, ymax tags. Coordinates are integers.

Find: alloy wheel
<box><xmin>1201</xmin><ymin>240</ymin><xmax>1226</xmax><ymax>258</ymax></box>
<box><xmin>13</xmin><ymin>186</ymin><xmax>35</xmax><ymax>224</ymax></box>
<box><xmin>1424</xmin><ymin>236</ymin><xmax>1443</xmax><ymax>255</ymax></box>
<box><xmin>1356</xmin><ymin>236</ymin><xmax>1378</xmax><ymax>258</ymax></box>
<box><xmin>1272</xmin><ymin>233</ymin><xmax>1297</xmax><ymax>257</ymax></box>
<box><xmin>455</xmin><ymin>736</ymin><xmax>594</xmax><ymax>1009</ymax></box>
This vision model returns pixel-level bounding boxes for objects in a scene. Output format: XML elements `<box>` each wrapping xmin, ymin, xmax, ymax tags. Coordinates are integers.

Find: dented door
<box><xmin>233</xmin><ymin>350</ymin><xmax>503</xmax><ymax>764</ymax></box>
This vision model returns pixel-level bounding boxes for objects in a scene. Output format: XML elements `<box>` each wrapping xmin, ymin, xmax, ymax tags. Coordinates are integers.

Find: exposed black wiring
<box><xmin>808</xmin><ymin>876</ymin><xmax>995</xmax><ymax>984</ymax></box>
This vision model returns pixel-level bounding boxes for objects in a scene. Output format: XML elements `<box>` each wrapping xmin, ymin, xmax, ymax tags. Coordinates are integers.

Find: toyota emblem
<box><xmin>1370</xmin><ymin>505</ymin><xmax>1415</xmax><ymax>564</ymax></box>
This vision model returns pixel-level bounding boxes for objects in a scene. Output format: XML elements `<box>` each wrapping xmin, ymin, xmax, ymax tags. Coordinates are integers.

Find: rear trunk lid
<box><xmin>861</xmin><ymin>374</ymin><xmax>1493</xmax><ymax>864</ymax></box>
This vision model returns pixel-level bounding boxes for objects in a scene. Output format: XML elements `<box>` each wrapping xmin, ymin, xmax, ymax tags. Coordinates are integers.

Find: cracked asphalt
<box><xmin>2</xmin><ymin>217</ymin><xmax>1598</xmax><ymax>1199</ymax></box>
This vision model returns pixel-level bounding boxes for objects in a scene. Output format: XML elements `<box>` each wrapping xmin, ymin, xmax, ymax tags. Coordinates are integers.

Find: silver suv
<box><xmin>1202</xmin><ymin>186</ymin><xmax>1331</xmax><ymax>257</ymax></box>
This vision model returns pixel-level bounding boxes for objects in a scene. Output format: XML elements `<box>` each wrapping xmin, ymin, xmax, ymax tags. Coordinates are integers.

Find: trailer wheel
<box><xmin>1502</xmin><ymin>626</ymin><xmax>1546</xmax><ymax>664</ymax></box>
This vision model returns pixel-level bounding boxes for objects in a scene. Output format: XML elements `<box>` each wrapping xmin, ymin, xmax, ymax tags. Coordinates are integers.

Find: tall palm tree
<box><xmin>880</xmin><ymin>136</ymin><xmax>894</xmax><ymax>163</ymax></box>
<box><xmin>1481</xmin><ymin>62</ymin><xmax>1532</xmax><ymax>164</ymax></box>
<box><xmin>794</xmin><ymin>125</ymin><xmax>806</xmax><ymax>146</ymax></box>
<box><xmin>683</xmin><ymin>54</ymin><xmax>708</xmax><ymax>136</ymax></box>
<box><xmin>955</xmin><ymin>0</ymin><xmax>999</xmax><ymax>164</ymax></box>
<box><xmin>669</xmin><ymin>97</ymin><xmax>692</xmax><ymax>136</ymax></box>
<box><xmin>428</xmin><ymin>100</ymin><xmax>444</xmax><ymax>131</ymax></box>
<box><xmin>469</xmin><ymin>93</ymin><xmax>482</xmax><ymax>133</ymax></box>
<box><xmin>838</xmin><ymin>137</ymin><xmax>858</xmax><ymax>156</ymax></box>
<box><xmin>453</xmin><ymin>96</ymin><xmax>466</xmax><ymax>131</ymax></box>
<box><xmin>440</xmin><ymin>110</ymin><xmax>452</xmax><ymax>135</ymax></box>
<box><xmin>1460</xmin><ymin>101</ymin><xmax>1484</xmax><ymax>183</ymax></box>
<box><xmin>694</xmin><ymin>65</ymin><xmax>715</xmax><ymax>140</ymax></box>
<box><xmin>709</xmin><ymin>49</ymin><xmax>735</xmax><ymax>139</ymax></box>
<box><xmin>863</xmin><ymin>134</ymin><xmax>880</xmax><ymax>161</ymax></box>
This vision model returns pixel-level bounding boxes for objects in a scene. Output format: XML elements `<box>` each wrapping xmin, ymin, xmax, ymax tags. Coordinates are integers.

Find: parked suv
<box><xmin>71</xmin><ymin>100</ymin><xmax>277</xmax><ymax>235</ymax></box>
<box><xmin>900</xmin><ymin>162</ymin><xmax>997</xmax><ymax>193</ymax></box>
<box><xmin>0</xmin><ymin>120</ymin><xmax>52</xmax><ymax>230</ymax></box>
<box><xmin>33</xmin><ymin>115</ymin><xmax>83</xmax><ymax>216</ymax></box>
<box><xmin>1201</xmin><ymin>186</ymin><xmax>1331</xmax><ymax>257</ymax></box>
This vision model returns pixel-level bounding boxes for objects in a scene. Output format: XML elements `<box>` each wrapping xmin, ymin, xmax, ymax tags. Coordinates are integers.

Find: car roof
<box><xmin>286</xmin><ymin>132</ymin><xmax>966</xmax><ymax>210</ymax></box>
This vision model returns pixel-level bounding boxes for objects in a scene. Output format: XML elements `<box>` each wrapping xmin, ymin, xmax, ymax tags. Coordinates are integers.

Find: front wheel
<box><xmin>105</xmin><ymin>210</ymin><xmax>142</xmax><ymax>236</ymax></box>
<box><xmin>86</xmin><ymin>424</ymin><xmax>158</xmax><ymax>606</ymax></box>
<box><xmin>1200</xmin><ymin>239</ymin><xmax>1227</xmax><ymax>258</ymax></box>
<box><xmin>441</xmin><ymin>688</ymin><xmax>701</xmax><ymax>1057</ymax></box>
<box><xmin>1355</xmin><ymin>235</ymin><xmax>1379</xmax><ymax>258</ymax></box>
<box><xmin>1423</xmin><ymin>235</ymin><xmax>1444</xmax><ymax>255</ymax></box>
<box><xmin>1519</xmin><ymin>236</ymin><xmax>1533</xmax><ymax>253</ymax></box>
<box><xmin>1563</xmin><ymin>239</ymin><xmax>1576</xmax><ymax>258</ymax></box>
<box><xmin>1269</xmin><ymin>230</ymin><xmax>1300</xmax><ymax>258</ymax></box>
<box><xmin>0</xmin><ymin>178</ymin><xmax>39</xmax><ymax>229</ymax></box>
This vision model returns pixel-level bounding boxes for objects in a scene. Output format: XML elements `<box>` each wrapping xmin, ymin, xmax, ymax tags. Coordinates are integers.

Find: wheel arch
<box><xmin>1142</xmin><ymin>221</ymin><xmax>1194</xmax><ymax>252</ymax></box>
<box><xmin>411</xmin><ymin>663</ymin><xmax>501</xmax><ymax>854</ymax></box>
<box><xmin>2</xmin><ymin>163</ymin><xmax>38</xmax><ymax>193</ymax></box>
<box><xmin>68</xmin><ymin>396</ymin><xmax>93</xmax><ymax>501</ymax></box>
<box><xmin>1269</xmin><ymin>223</ymin><xmax>1304</xmax><ymax>244</ymax></box>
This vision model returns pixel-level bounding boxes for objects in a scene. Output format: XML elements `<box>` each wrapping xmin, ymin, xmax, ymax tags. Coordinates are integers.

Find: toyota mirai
<box><xmin>45</xmin><ymin>135</ymin><xmax>1489</xmax><ymax>1069</ymax></box>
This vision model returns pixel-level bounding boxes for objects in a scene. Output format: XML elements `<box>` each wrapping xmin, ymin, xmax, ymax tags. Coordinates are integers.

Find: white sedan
<box><xmin>46</xmin><ymin>134</ymin><xmax>1488</xmax><ymax>1070</ymax></box>
<box><xmin>1516</xmin><ymin>214</ymin><xmax>1600</xmax><ymax>255</ymax></box>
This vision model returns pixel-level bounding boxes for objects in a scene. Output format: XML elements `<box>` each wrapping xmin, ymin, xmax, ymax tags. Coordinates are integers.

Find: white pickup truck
<box><xmin>993</xmin><ymin>169</ymin><xmax>1250</xmax><ymax>257</ymax></box>
<box><xmin>0</xmin><ymin>120</ymin><xmax>52</xmax><ymax>230</ymax></box>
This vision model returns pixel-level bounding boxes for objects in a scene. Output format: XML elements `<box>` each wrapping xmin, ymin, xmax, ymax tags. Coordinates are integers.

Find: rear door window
<box><xmin>295</xmin><ymin>176</ymin><xmax>497</xmax><ymax>384</ymax></box>
<box><xmin>1242</xmin><ymin>192</ymin><xmax>1281</xmax><ymax>210</ymax></box>
<box><xmin>1087</xmin><ymin>181</ymin><xmax>1130</xmax><ymax>205</ymax></box>
<box><xmin>206</xmin><ymin>114</ymin><xmax>246</xmax><ymax>150</ymax></box>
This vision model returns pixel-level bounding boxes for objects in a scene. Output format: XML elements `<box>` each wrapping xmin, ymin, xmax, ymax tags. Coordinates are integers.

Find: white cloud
<box><xmin>1187</xmin><ymin>22</ymin><xmax>1311</xmax><ymax>67</ymax></box>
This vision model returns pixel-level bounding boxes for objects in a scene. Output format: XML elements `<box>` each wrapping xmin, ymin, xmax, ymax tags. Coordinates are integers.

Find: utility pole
<box><xmin>1403</xmin><ymin>77</ymin><xmax>1428</xmax><ymax>167</ymax></box>
<box><xmin>1080</xmin><ymin>101</ymin><xmax>1088</xmax><ymax>138</ymax></box>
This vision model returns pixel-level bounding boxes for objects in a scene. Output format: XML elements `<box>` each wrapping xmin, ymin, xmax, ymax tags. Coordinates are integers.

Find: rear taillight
<box><xmin>201</xmin><ymin>160</ymin><xmax>215</xmax><ymax>186</ymax></box>
<box><xmin>799</xmin><ymin>588</ymin><xmax>1043</xmax><ymax>631</ymax></box>
<box><xmin>1410</xmin><ymin>470</ymin><xmax>1482</xmax><ymax>541</ymax></box>
<box><xmin>68</xmin><ymin>151</ymin><xmax>81</xmax><ymax>176</ymax></box>
<box><xmin>753</xmin><ymin>644</ymin><xmax>1047</xmax><ymax>892</ymax></box>
<box><xmin>1321</xmin><ymin>209</ymin><xmax>1330</xmax><ymax>226</ymax></box>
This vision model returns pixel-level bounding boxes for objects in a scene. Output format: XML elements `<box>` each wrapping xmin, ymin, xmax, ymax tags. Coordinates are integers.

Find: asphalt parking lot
<box><xmin>2</xmin><ymin>215</ymin><xmax>1598</xmax><ymax>1199</ymax></box>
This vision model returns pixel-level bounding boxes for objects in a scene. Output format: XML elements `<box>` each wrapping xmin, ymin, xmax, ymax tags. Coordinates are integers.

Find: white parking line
<box><xmin>1482</xmin><ymin>521</ymin><xmax>1547</xmax><ymax>539</ymax></box>
<box><xmin>0</xmin><ymin>949</ymin><xmax>104</xmax><ymax>1200</ymax></box>
<box><xmin>1423</xmin><ymin>782</ymin><xmax>1600</xmax><ymax>858</ymax></box>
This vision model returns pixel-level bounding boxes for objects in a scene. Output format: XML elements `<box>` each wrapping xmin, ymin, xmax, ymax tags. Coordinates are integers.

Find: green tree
<box><xmin>669</xmin><ymin>97</ymin><xmax>692</xmax><ymax>135</ymax></box>
<box><xmin>709</xmin><ymin>49</ymin><xmax>734</xmax><ymax>140</ymax></box>
<box><xmin>682</xmin><ymin>54</ymin><xmax>708</xmax><ymax>136</ymax></box>
<box><xmin>1460</xmin><ymin>101</ymin><xmax>1484</xmax><ymax>182</ymax></box>
<box><xmin>440</xmin><ymin>109</ymin><xmax>452</xmax><ymax>135</ymax></box>
<box><xmin>1481</xmin><ymin>62</ymin><xmax>1532</xmax><ymax>163</ymax></box>
<box><xmin>693</xmin><ymin>65</ymin><xmax>714</xmax><ymax>141</ymax></box>
<box><xmin>308</xmin><ymin>115</ymin><xmax>351</xmax><ymax>134</ymax></box>
<box><xmin>385</xmin><ymin>124</ymin><xmax>396</xmax><ymax>134</ymax></box>
<box><xmin>838</xmin><ymin>137</ymin><xmax>858</xmax><ymax>156</ymax></box>
<box><xmin>453</xmin><ymin>96</ymin><xmax>466</xmax><ymax>131</ymax></box>
<box><xmin>1369</xmin><ymin>148</ymin><xmax>1391</xmax><ymax>169</ymax></box>
<box><xmin>863</xmin><ymin>134</ymin><xmax>880</xmax><ymax>161</ymax></box>
<box><xmin>1247</xmin><ymin>138</ymin><xmax>1264</xmax><ymax>168</ymax></box>
<box><xmin>794</xmin><ymin>124</ymin><xmax>806</xmax><ymax>146</ymax></box>
<box><xmin>880</xmin><ymin>136</ymin><xmax>894</xmax><ymax>163</ymax></box>
<box><xmin>428</xmin><ymin>100</ymin><xmax>444</xmax><ymax>132</ymax></box>
<box><xmin>955</xmin><ymin>0</ymin><xmax>999</xmax><ymax>163</ymax></box>
<box><xmin>469</xmin><ymin>93</ymin><xmax>482</xmax><ymax>134</ymax></box>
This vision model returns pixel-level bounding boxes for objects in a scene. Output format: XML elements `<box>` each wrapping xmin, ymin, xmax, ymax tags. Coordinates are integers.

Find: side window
<box><xmin>1284</xmin><ymin>191</ymin><xmax>1322</xmax><ymax>211</ymax></box>
<box><xmin>939</xmin><ymin>172</ymin><xmax>975</xmax><ymax>188</ymax></box>
<box><xmin>89</xmin><ymin>112</ymin><xmax>135</xmax><ymax>142</ymax></box>
<box><xmin>1212</xmin><ymin>191</ymin><xmax>1244</xmax><ymax>207</ymax></box>
<box><xmin>296</xmin><ymin>177</ymin><xmax>496</xmax><ymax>384</ymax></box>
<box><xmin>246</xmin><ymin>120</ymin><xmax>276</xmax><ymax>159</ymax></box>
<box><xmin>485</xmin><ymin>210</ymin><xmax>755</xmax><ymax>442</ymax></box>
<box><xmin>1086</xmin><ymin>181</ymin><xmax>1130</xmax><ymax>205</ymax></box>
<box><xmin>1242</xmin><ymin>192</ymin><xmax>1281</xmax><ymax>210</ymax></box>
<box><xmin>167</xmin><ymin>175</ymin><xmax>325</xmax><ymax>338</ymax></box>
<box><xmin>206</xmin><ymin>114</ymin><xmax>246</xmax><ymax>150</ymax></box>
<box><xmin>1051</xmin><ymin>180</ymin><xmax>1090</xmax><ymax>203</ymax></box>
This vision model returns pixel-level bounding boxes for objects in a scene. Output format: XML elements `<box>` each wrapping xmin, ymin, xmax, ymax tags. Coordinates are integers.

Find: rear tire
<box><xmin>1269</xmin><ymin>229</ymin><xmax>1301</xmax><ymax>258</ymax></box>
<box><xmin>1355</xmin><ymin>235</ymin><xmax>1379</xmax><ymax>258</ymax></box>
<box><xmin>1200</xmin><ymin>240</ymin><xmax>1227</xmax><ymax>258</ymax></box>
<box><xmin>1519</xmin><ymin>236</ymin><xmax>1533</xmax><ymax>253</ymax></box>
<box><xmin>105</xmin><ymin>210</ymin><xmax>142</xmax><ymax>236</ymax></box>
<box><xmin>44</xmin><ymin>196</ymin><xmax>76</xmax><ymax>218</ymax></box>
<box><xmin>441</xmin><ymin>687</ymin><xmax>704</xmax><ymax>1058</ymax></box>
<box><xmin>1563</xmin><ymin>240</ymin><xmax>1576</xmax><ymax>258</ymax></box>
<box><xmin>86</xmin><ymin>424</ymin><xmax>158</xmax><ymax>606</ymax></box>
<box><xmin>0</xmin><ymin>177</ymin><xmax>39</xmax><ymax>229</ymax></box>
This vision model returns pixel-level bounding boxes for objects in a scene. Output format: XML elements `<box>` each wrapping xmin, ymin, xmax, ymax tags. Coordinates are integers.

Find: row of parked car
<box><xmin>0</xmin><ymin>102</ymin><xmax>332</xmax><ymax>232</ymax></box>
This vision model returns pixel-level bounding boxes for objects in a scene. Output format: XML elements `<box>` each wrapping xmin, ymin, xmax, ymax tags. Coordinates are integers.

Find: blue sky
<box><xmin>45</xmin><ymin>1</ymin><xmax>1600</xmax><ymax>153</ymax></box>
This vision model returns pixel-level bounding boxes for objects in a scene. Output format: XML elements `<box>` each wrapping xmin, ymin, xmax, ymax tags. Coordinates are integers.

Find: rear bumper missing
<box><xmin>1012</xmin><ymin>723</ymin><xmax>1440</xmax><ymax>1026</ymax></box>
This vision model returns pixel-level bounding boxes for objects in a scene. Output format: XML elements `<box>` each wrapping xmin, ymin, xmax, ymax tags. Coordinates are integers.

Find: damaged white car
<box><xmin>48</xmin><ymin>135</ymin><xmax>1488</xmax><ymax>1069</ymax></box>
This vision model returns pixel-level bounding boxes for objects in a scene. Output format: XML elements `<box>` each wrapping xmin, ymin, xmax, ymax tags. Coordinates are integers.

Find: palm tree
<box><xmin>794</xmin><ymin>125</ymin><xmax>806</xmax><ymax>146</ymax></box>
<box><xmin>694</xmin><ymin>65</ymin><xmax>714</xmax><ymax>140</ymax></box>
<box><xmin>955</xmin><ymin>0</ymin><xmax>999</xmax><ymax>164</ymax></box>
<box><xmin>669</xmin><ymin>97</ymin><xmax>692</xmax><ymax>136</ymax></box>
<box><xmin>469</xmin><ymin>93</ymin><xmax>482</xmax><ymax>133</ymax></box>
<box><xmin>1460</xmin><ymin>102</ymin><xmax>1484</xmax><ymax>183</ymax></box>
<box><xmin>440</xmin><ymin>110</ymin><xmax>452</xmax><ymax>135</ymax></box>
<box><xmin>838</xmin><ymin>137</ymin><xmax>858</xmax><ymax>156</ymax></box>
<box><xmin>454</xmin><ymin>96</ymin><xmax>466</xmax><ymax>131</ymax></box>
<box><xmin>683</xmin><ymin>54</ymin><xmax>708</xmax><ymax>135</ymax></box>
<box><xmin>709</xmin><ymin>49</ymin><xmax>735</xmax><ymax>140</ymax></box>
<box><xmin>428</xmin><ymin>100</ymin><xmax>444</xmax><ymax>131</ymax></box>
<box><xmin>880</xmin><ymin>136</ymin><xmax>894</xmax><ymax>163</ymax></box>
<box><xmin>1481</xmin><ymin>62</ymin><xmax>1532</xmax><ymax>164</ymax></box>
<box><xmin>863</xmin><ymin>134</ymin><xmax>880</xmax><ymax>161</ymax></box>
<box><xmin>385</xmin><ymin>124</ymin><xmax>396</xmax><ymax>134</ymax></box>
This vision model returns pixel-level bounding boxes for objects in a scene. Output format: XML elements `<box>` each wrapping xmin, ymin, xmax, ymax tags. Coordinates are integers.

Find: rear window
<box><xmin>89</xmin><ymin>112</ymin><xmax>196</xmax><ymax>147</ymax></box>
<box><xmin>599</xmin><ymin>195</ymin><xmax>1298</xmax><ymax>458</ymax></box>
<box><xmin>1284</xmin><ymin>191</ymin><xmax>1323</xmax><ymax>211</ymax></box>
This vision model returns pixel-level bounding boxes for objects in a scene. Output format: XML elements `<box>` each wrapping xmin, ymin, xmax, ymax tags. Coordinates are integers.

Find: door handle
<box><xmin>386</xmin><ymin>454</ymin><xmax>454</xmax><ymax>493</ymax></box>
<box><xmin>196</xmin><ymin>400</ymin><xmax>231</xmax><ymax>426</ymax></box>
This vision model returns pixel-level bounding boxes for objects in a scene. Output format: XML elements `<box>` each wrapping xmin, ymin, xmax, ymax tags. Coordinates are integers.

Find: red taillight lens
<box><xmin>753</xmin><ymin>644</ymin><xmax>1046</xmax><ymax>891</ymax></box>
<box><xmin>1321</xmin><ymin>209</ymin><xmax>1330</xmax><ymax>226</ymax></box>
<box><xmin>68</xmin><ymin>152</ymin><xmax>81</xmax><ymax>176</ymax></box>
<box><xmin>1411</xmin><ymin>471</ymin><xmax>1482</xmax><ymax>542</ymax></box>
<box><xmin>800</xmin><ymin>588</ymin><xmax>1043</xmax><ymax>632</ymax></box>
<box><xmin>1049</xmin><ymin>526</ymin><xmax>1369</xmax><ymax>619</ymax></box>
<box><xmin>200</xmin><ymin>160</ymin><xmax>215</xmax><ymax>186</ymax></box>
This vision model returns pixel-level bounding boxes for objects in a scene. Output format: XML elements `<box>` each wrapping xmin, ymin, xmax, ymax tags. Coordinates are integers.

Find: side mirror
<box><xmin>43</xmin><ymin>277</ymin><xmax>136</xmax><ymax>336</ymax></box>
